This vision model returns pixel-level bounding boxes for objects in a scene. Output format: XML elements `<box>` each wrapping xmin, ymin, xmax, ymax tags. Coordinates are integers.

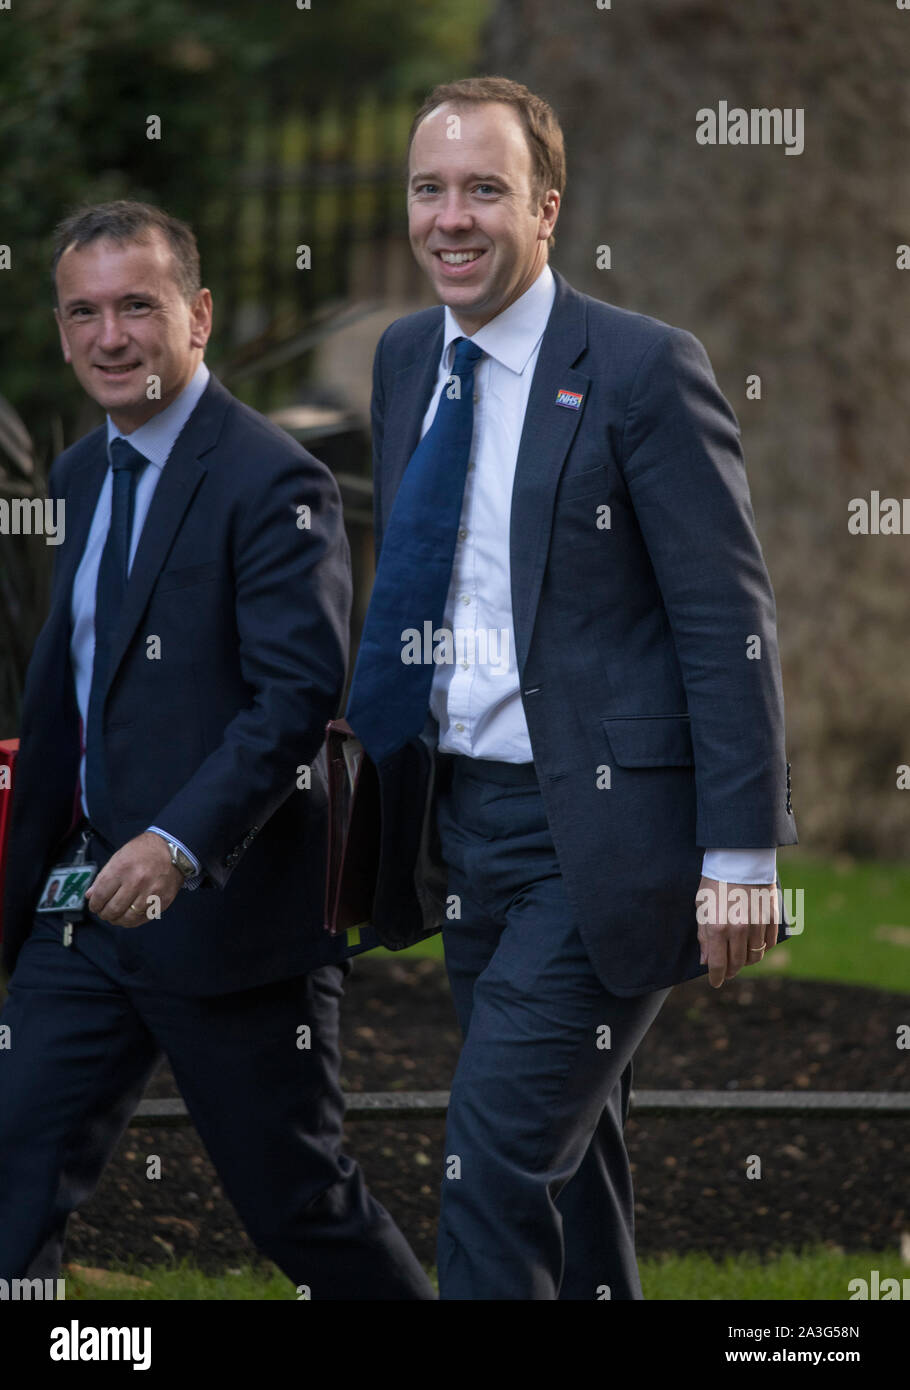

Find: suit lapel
<box><xmin>22</xmin><ymin>434</ymin><xmax>109</xmax><ymax>714</ymax></box>
<box><xmin>53</xmin><ymin>433</ymin><xmax>109</xmax><ymax>609</ymax></box>
<box><xmin>105</xmin><ymin>374</ymin><xmax>231</xmax><ymax>693</ymax></box>
<box><xmin>380</xmin><ymin>316</ymin><xmax>444</xmax><ymax>534</ymax></box>
<box><xmin>509</xmin><ymin>270</ymin><xmax>589</xmax><ymax>676</ymax></box>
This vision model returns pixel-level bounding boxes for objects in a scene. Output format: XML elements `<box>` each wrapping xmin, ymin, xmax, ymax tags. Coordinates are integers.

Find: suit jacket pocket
<box><xmin>559</xmin><ymin>465</ymin><xmax>606</xmax><ymax>499</ymax></box>
<box><xmin>155</xmin><ymin>562</ymin><xmax>218</xmax><ymax>594</ymax></box>
<box><xmin>601</xmin><ymin>714</ymin><xmax>694</xmax><ymax>767</ymax></box>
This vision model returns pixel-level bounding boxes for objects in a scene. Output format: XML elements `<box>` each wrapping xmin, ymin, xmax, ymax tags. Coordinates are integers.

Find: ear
<box><xmin>539</xmin><ymin>188</ymin><xmax>561</xmax><ymax>242</ymax></box>
<box><xmin>189</xmin><ymin>288</ymin><xmax>213</xmax><ymax>351</ymax></box>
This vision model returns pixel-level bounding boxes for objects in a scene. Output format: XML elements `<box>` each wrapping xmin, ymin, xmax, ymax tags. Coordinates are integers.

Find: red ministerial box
<box><xmin>0</xmin><ymin>738</ymin><xmax>19</xmax><ymax>943</ymax></box>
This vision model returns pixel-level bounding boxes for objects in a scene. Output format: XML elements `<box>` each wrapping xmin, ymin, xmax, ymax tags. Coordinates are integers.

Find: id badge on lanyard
<box><xmin>36</xmin><ymin>829</ymin><xmax>97</xmax><ymax>942</ymax></box>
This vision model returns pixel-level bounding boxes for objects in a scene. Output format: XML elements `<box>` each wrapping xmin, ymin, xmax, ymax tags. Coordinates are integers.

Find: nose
<box><xmin>97</xmin><ymin>309</ymin><xmax>130</xmax><ymax>352</ymax></box>
<box><xmin>433</xmin><ymin>191</ymin><xmax>474</xmax><ymax>234</ymax></box>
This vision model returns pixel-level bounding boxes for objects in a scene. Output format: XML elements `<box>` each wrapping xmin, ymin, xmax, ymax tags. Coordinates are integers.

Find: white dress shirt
<box><xmin>69</xmin><ymin>361</ymin><xmax>210</xmax><ymax>886</ymax></box>
<box><xmin>422</xmin><ymin>264</ymin><xmax>775</xmax><ymax>884</ymax></box>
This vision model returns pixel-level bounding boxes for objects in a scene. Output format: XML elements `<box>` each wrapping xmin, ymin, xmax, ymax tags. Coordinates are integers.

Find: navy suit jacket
<box><xmin>2</xmin><ymin>373</ymin><xmax>361</xmax><ymax>995</ymax></box>
<box><xmin>368</xmin><ymin>269</ymin><xmax>798</xmax><ymax>995</ymax></box>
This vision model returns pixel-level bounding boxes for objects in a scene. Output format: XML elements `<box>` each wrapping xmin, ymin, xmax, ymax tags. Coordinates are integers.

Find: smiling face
<box><xmin>408</xmin><ymin>101</ymin><xmax>560</xmax><ymax>335</ymax></box>
<box><xmin>54</xmin><ymin>230</ymin><xmax>212</xmax><ymax>433</ymax></box>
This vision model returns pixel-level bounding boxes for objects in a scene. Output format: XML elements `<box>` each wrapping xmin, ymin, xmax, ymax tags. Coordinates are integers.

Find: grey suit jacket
<box><xmin>368</xmin><ymin>269</ymin><xmax>797</xmax><ymax>995</ymax></box>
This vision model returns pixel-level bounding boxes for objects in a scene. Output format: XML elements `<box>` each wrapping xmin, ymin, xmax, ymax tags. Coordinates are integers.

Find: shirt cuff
<box><xmin>146</xmin><ymin>826</ymin><xmax>203</xmax><ymax>890</ymax></box>
<box><xmin>702</xmin><ymin>848</ymin><xmax>777</xmax><ymax>884</ymax></box>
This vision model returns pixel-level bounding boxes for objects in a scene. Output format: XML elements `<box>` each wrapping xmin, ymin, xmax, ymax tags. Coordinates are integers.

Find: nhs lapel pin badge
<box><xmin>555</xmin><ymin>388</ymin><xmax>583</xmax><ymax>411</ymax></box>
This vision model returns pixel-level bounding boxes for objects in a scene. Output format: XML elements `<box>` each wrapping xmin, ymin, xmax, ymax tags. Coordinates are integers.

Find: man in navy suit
<box><xmin>351</xmin><ymin>77</ymin><xmax>797</xmax><ymax>1299</ymax></box>
<box><xmin>0</xmin><ymin>200</ymin><xmax>433</xmax><ymax>1299</ymax></box>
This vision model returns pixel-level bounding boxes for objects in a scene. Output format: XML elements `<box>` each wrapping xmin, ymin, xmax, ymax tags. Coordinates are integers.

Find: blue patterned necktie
<box><xmin>84</xmin><ymin>437</ymin><xmax>148</xmax><ymax>827</ymax></box>
<box><xmin>346</xmin><ymin>336</ymin><xmax>484</xmax><ymax>762</ymax></box>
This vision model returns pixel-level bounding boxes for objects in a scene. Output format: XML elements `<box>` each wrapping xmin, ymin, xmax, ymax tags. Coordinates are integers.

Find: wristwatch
<box><xmin>164</xmin><ymin>839</ymin><xmax>195</xmax><ymax>878</ymax></box>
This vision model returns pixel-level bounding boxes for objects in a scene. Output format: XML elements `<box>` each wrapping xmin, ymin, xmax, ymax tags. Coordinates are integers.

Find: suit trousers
<box><xmin>436</xmin><ymin>755</ymin><xmax>671</xmax><ymax>1300</ymax></box>
<box><xmin>0</xmin><ymin>828</ymin><xmax>434</xmax><ymax>1300</ymax></box>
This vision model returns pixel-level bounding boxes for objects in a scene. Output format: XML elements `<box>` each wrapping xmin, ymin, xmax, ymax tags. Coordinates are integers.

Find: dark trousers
<box><xmin>436</xmin><ymin>756</ymin><xmax>671</xmax><ymax>1300</ymax></box>
<box><xmin>0</xmin><ymin>830</ymin><xmax>434</xmax><ymax>1300</ymax></box>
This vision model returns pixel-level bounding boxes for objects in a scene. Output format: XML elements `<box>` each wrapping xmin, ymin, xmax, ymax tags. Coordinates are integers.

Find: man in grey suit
<box><xmin>347</xmin><ymin>76</ymin><xmax>797</xmax><ymax>1299</ymax></box>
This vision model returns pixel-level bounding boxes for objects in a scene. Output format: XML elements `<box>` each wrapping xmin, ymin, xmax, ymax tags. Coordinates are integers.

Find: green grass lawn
<box><xmin>61</xmin><ymin>1247</ymin><xmax>907</xmax><ymax>1301</ymax></box>
<box><xmin>373</xmin><ymin>854</ymin><xmax>910</xmax><ymax>995</ymax></box>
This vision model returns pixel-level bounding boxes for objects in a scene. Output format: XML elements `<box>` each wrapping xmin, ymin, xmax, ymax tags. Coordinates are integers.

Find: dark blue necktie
<box><xmin>84</xmin><ymin>437</ymin><xmax>148</xmax><ymax>827</ymax></box>
<box><xmin>346</xmin><ymin>336</ymin><xmax>484</xmax><ymax>762</ymax></box>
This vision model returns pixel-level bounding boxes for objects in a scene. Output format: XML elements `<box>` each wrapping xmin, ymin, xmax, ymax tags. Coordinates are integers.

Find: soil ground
<box><xmin>59</xmin><ymin>958</ymin><xmax>910</xmax><ymax>1278</ymax></box>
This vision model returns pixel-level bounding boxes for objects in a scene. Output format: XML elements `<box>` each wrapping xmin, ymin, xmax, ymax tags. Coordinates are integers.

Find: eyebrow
<box><xmin>61</xmin><ymin>290</ymin><xmax>158</xmax><ymax>311</ymax></box>
<box><xmin>409</xmin><ymin>171</ymin><xmax>508</xmax><ymax>187</ymax></box>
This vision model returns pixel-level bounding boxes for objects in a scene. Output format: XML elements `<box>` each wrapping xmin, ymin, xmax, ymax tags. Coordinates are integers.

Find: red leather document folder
<box><xmin>324</xmin><ymin>719</ymin><xmax>380</xmax><ymax>935</ymax></box>
<box><xmin>0</xmin><ymin>738</ymin><xmax>20</xmax><ymax>943</ymax></box>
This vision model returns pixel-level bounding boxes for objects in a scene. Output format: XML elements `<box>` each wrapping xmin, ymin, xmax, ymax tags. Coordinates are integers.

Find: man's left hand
<box><xmin>696</xmin><ymin>876</ymin><xmax>781</xmax><ymax>989</ymax></box>
<box><xmin>84</xmin><ymin>832</ymin><xmax>184</xmax><ymax>927</ymax></box>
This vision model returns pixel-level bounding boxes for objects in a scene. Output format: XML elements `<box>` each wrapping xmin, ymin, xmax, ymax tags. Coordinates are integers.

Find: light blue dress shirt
<box><xmin>69</xmin><ymin>361</ymin><xmax>210</xmax><ymax>888</ymax></box>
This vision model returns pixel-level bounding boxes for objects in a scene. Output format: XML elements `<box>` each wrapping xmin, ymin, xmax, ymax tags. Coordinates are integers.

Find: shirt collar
<box><xmin>441</xmin><ymin>262</ymin><xmax>556</xmax><ymax>377</ymax></box>
<box><xmin>106</xmin><ymin>360</ymin><xmax>210</xmax><ymax>470</ymax></box>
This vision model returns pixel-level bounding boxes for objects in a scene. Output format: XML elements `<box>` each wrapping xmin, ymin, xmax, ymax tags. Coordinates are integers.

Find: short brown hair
<box><xmin>406</xmin><ymin>76</ymin><xmax>566</xmax><ymax>249</ymax></box>
<box><xmin>51</xmin><ymin>200</ymin><xmax>201</xmax><ymax>305</ymax></box>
